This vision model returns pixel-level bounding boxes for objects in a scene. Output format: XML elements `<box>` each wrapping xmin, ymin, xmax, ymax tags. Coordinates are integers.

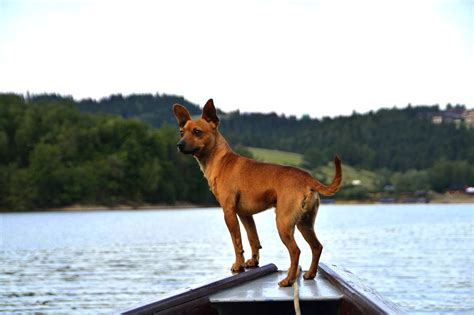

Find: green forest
<box><xmin>1</xmin><ymin>93</ymin><xmax>473</xmax><ymax>210</ymax></box>
<box><xmin>0</xmin><ymin>94</ymin><xmax>215</xmax><ymax>210</ymax></box>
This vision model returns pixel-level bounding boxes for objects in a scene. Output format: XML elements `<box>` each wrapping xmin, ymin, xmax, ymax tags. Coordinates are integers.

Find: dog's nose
<box><xmin>177</xmin><ymin>140</ymin><xmax>185</xmax><ymax>152</ymax></box>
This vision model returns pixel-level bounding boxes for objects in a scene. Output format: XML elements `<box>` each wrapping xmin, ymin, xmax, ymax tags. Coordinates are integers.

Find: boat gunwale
<box><xmin>319</xmin><ymin>262</ymin><xmax>405</xmax><ymax>314</ymax></box>
<box><xmin>115</xmin><ymin>262</ymin><xmax>405</xmax><ymax>314</ymax></box>
<box><xmin>115</xmin><ymin>263</ymin><xmax>278</xmax><ymax>315</ymax></box>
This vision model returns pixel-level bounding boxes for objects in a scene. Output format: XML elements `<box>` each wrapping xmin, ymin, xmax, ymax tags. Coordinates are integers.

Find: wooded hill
<box><xmin>0</xmin><ymin>94</ymin><xmax>215</xmax><ymax>210</ymax></box>
<box><xmin>68</xmin><ymin>93</ymin><xmax>473</xmax><ymax>172</ymax></box>
<box><xmin>1</xmin><ymin>92</ymin><xmax>473</xmax><ymax>210</ymax></box>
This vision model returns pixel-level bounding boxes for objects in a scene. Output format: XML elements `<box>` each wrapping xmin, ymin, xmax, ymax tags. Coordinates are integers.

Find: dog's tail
<box><xmin>308</xmin><ymin>155</ymin><xmax>342</xmax><ymax>196</ymax></box>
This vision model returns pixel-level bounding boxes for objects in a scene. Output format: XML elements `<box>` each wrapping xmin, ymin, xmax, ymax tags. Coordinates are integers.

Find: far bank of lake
<box><xmin>2</xmin><ymin>192</ymin><xmax>472</xmax><ymax>213</ymax></box>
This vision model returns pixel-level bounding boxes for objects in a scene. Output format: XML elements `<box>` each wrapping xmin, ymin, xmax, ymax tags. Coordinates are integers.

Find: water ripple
<box><xmin>1</xmin><ymin>205</ymin><xmax>473</xmax><ymax>314</ymax></box>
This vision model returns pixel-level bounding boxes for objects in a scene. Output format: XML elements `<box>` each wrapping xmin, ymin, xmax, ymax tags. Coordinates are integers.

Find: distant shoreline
<box><xmin>1</xmin><ymin>194</ymin><xmax>473</xmax><ymax>213</ymax></box>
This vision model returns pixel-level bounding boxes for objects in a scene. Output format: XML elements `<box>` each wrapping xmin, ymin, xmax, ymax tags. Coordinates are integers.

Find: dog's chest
<box><xmin>208</xmin><ymin>176</ymin><xmax>220</xmax><ymax>200</ymax></box>
<box><xmin>207</xmin><ymin>176</ymin><xmax>232</xmax><ymax>205</ymax></box>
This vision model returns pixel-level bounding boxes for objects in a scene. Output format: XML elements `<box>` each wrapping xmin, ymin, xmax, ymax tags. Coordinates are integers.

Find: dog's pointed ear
<box><xmin>202</xmin><ymin>99</ymin><xmax>219</xmax><ymax>127</ymax></box>
<box><xmin>173</xmin><ymin>104</ymin><xmax>191</xmax><ymax>128</ymax></box>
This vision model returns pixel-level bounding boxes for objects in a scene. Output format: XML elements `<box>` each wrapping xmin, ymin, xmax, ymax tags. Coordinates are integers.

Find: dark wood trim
<box><xmin>318</xmin><ymin>262</ymin><xmax>405</xmax><ymax>314</ymax></box>
<box><xmin>116</xmin><ymin>262</ymin><xmax>403</xmax><ymax>315</ymax></box>
<box><xmin>115</xmin><ymin>264</ymin><xmax>278</xmax><ymax>315</ymax></box>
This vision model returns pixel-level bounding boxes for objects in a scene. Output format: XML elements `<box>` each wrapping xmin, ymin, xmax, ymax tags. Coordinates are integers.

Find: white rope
<box><xmin>293</xmin><ymin>266</ymin><xmax>302</xmax><ymax>315</ymax></box>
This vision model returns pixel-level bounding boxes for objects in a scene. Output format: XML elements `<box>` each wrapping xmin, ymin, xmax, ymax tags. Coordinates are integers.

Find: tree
<box><xmin>391</xmin><ymin>169</ymin><xmax>430</xmax><ymax>192</ymax></box>
<box><xmin>303</xmin><ymin>147</ymin><xmax>330</xmax><ymax>169</ymax></box>
<box><xmin>429</xmin><ymin>160</ymin><xmax>474</xmax><ymax>192</ymax></box>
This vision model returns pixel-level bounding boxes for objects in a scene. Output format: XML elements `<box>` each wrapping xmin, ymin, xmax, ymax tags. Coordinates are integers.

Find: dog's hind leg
<box><xmin>276</xmin><ymin>209</ymin><xmax>301</xmax><ymax>287</ymax></box>
<box><xmin>297</xmin><ymin>196</ymin><xmax>322</xmax><ymax>280</ymax></box>
<box><xmin>238</xmin><ymin>214</ymin><xmax>262</xmax><ymax>268</ymax></box>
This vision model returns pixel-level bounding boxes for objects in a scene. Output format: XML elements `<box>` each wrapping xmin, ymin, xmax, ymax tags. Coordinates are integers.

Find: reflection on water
<box><xmin>1</xmin><ymin>204</ymin><xmax>473</xmax><ymax>314</ymax></box>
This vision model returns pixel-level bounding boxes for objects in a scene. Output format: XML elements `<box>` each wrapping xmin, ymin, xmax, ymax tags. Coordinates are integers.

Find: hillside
<box><xmin>12</xmin><ymin>94</ymin><xmax>464</xmax><ymax>171</ymax></box>
<box><xmin>245</xmin><ymin>146</ymin><xmax>380</xmax><ymax>199</ymax></box>
<box><xmin>247</xmin><ymin>147</ymin><xmax>303</xmax><ymax>166</ymax></box>
<box><xmin>0</xmin><ymin>94</ymin><xmax>215</xmax><ymax>210</ymax></box>
<box><xmin>223</xmin><ymin>107</ymin><xmax>473</xmax><ymax>171</ymax></box>
<box><xmin>246</xmin><ymin>146</ymin><xmax>376</xmax><ymax>189</ymax></box>
<box><xmin>72</xmin><ymin>93</ymin><xmax>474</xmax><ymax>172</ymax></box>
<box><xmin>1</xmin><ymin>93</ymin><xmax>474</xmax><ymax>210</ymax></box>
<box><xmin>31</xmin><ymin>93</ymin><xmax>203</xmax><ymax>128</ymax></box>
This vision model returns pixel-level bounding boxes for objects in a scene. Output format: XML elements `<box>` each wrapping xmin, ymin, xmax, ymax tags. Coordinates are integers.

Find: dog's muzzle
<box><xmin>177</xmin><ymin>140</ymin><xmax>186</xmax><ymax>152</ymax></box>
<box><xmin>176</xmin><ymin>140</ymin><xmax>199</xmax><ymax>155</ymax></box>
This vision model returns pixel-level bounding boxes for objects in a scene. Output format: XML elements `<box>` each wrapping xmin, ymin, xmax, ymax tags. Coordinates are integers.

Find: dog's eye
<box><xmin>192</xmin><ymin>129</ymin><xmax>202</xmax><ymax>136</ymax></box>
<box><xmin>179</xmin><ymin>130</ymin><xmax>184</xmax><ymax>137</ymax></box>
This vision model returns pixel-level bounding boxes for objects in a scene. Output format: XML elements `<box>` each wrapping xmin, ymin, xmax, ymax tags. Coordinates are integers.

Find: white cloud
<box><xmin>0</xmin><ymin>0</ymin><xmax>472</xmax><ymax>117</ymax></box>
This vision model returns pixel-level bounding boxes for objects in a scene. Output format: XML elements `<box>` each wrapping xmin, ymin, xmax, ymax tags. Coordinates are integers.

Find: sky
<box><xmin>0</xmin><ymin>0</ymin><xmax>472</xmax><ymax>118</ymax></box>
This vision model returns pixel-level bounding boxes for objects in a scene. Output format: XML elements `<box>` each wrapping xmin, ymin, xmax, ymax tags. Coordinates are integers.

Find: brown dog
<box><xmin>173</xmin><ymin>99</ymin><xmax>342</xmax><ymax>287</ymax></box>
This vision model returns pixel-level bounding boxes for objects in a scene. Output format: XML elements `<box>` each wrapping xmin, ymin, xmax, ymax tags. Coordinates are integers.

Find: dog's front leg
<box><xmin>223</xmin><ymin>207</ymin><xmax>245</xmax><ymax>272</ymax></box>
<box><xmin>238</xmin><ymin>214</ymin><xmax>261</xmax><ymax>268</ymax></box>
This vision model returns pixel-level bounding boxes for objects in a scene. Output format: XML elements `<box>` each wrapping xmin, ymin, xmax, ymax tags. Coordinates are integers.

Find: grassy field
<box><xmin>238</xmin><ymin>147</ymin><xmax>474</xmax><ymax>202</ymax></box>
<box><xmin>314</xmin><ymin>161</ymin><xmax>378</xmax><ymax>191</ymax></box>
<box><xmin>246</xmin><ymin>146</ymin><xmax>378</xmax><ymax>190</ymax></box>
<box><xmin>247</xmin><ymin>147</ymin><xmax>303</xmax><ymax>166</ymax></box>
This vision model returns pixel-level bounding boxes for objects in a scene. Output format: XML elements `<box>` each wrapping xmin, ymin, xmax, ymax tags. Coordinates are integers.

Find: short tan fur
<box><xmin>173</xmin><ymin>99</ymin><xmax>342</xmax><ymax>287</ymax></box>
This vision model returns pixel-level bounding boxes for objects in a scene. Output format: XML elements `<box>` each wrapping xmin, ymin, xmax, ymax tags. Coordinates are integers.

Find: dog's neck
<box><xmin>195</xmin><ymin>131</ymin><xmax>233</xmax><ymax>180</ymax></box>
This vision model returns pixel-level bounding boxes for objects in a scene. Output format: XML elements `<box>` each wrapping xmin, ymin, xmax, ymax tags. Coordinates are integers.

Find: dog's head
<box><xmin>173</xmin><ymin>99</ymin><xmax>220</xmax><ymax>157</ymax></box>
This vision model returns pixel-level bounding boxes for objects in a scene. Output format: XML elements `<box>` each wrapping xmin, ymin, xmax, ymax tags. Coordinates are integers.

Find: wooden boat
<box><xmin>115</xmin><ymin>263</ymin><xmax>404</xmax><ymax>315</ymax></box>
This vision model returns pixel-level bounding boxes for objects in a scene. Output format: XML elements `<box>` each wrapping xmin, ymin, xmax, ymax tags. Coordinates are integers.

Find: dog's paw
<box><xmin>244</xmin><ymin>258</ymin><xmax>259</xmax><ymax>268</ymax></box>
<box><xmin>231</xmin><ymin>262</ymin><xmax>245</xmax><ymax>273</ymax></box>
<box><xmin>303</xmin><ymin>271</ymin><xmax>316</xmax><ymax>280</ymax></box>
<box><xmin>278</xmin><ymin>277</ymin><xmax>295</xmax><ymax>287</ymax></box>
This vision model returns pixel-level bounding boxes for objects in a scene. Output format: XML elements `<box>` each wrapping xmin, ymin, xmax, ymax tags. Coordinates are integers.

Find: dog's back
<box><xmin>212</xmin><ymin>152</ymin><xmax>341</xmax><ymax>216</ymax></box>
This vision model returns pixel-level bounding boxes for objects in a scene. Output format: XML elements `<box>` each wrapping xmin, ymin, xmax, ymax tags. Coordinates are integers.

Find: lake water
<box><xmin>1</xmin><ymin>204</ymin><xmax>473</xmax><ymax>314</ymax></box>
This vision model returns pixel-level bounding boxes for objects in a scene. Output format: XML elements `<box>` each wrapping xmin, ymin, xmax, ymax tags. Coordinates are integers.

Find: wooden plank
<box><xmin>209</xmin><ymin>271</ymin><xmax>342</xmax><ymax>302</ymax></box>
<box><xmin>115</xmin><ymin>263</ymin><xmax>278</xmax><ymax>315</ymax></box>
<box><xmin>318</xmin><ymin>262</ymin><xmax>405</xmax><ymax>315</ymax></box>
